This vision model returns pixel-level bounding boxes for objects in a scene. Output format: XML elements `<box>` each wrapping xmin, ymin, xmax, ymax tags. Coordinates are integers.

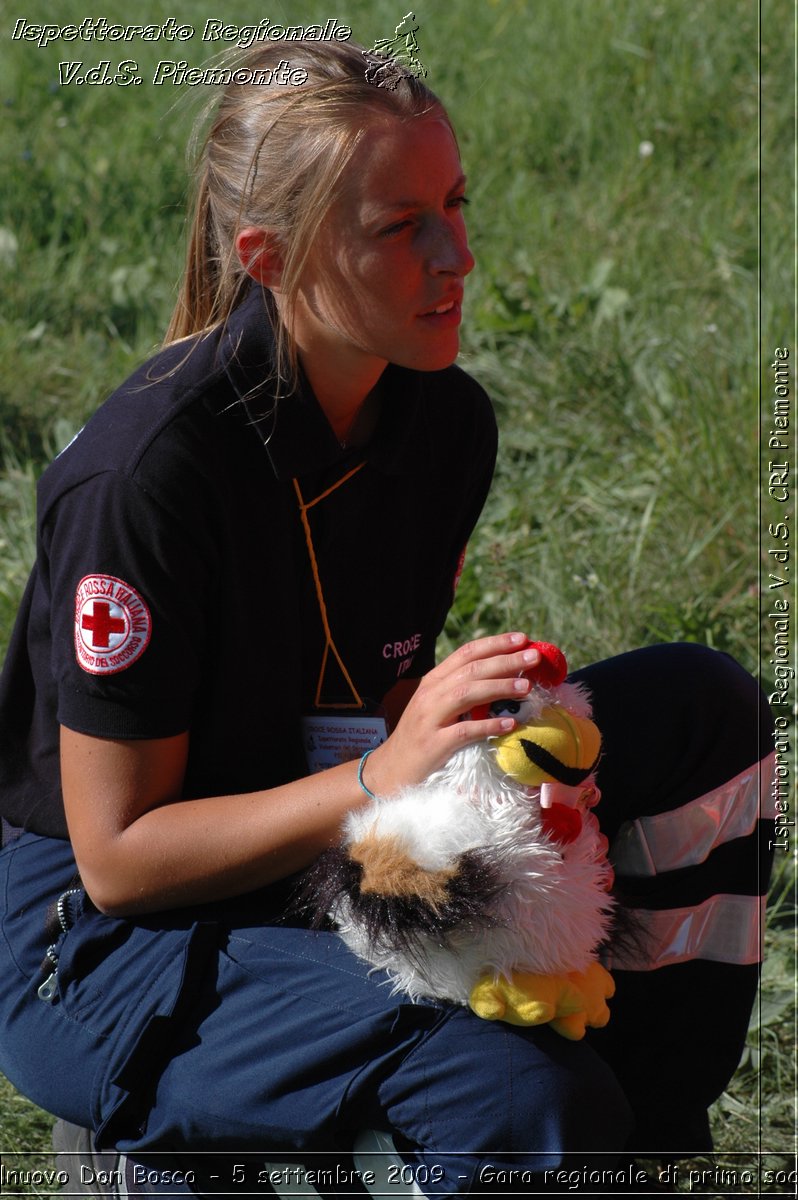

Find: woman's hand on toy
<box><xmin>363</xmin><ymin>632</ymin><xmax>541</xmax><ymax>795</ymax></box>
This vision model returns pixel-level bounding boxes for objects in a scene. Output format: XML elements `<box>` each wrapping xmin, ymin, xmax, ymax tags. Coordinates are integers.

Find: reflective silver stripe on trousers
<box><xmin>610</xmin><ymin>752</ymin><xmax>777</xmax><ymax>878</ymax></box>
<box><xmin>606</xmin><ymin>893</ymin><xmax>766</xmax><ymax>971</ymax></box>
<box><xmin>605</xmin><ymin>755</ymin><xmax>773</xmax><ymax>971</ymax></box>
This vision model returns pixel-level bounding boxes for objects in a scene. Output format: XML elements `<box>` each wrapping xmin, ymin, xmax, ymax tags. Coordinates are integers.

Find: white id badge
<box><xmin>302</xmin><ymin>714</ymin><xmax>388</xmax><ymax>774</ymax></box>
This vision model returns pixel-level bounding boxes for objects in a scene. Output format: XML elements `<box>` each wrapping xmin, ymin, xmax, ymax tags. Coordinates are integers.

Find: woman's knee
<box><xmin>499</xmin><ymin>1025</ymin><xmax>633</xmax><ymax>1155</ymax></box>
<box><xmin>383</xmin><ymin>1010</ymin><xmax>632</xmax><ymax>1159</ymax></box>
<box><xmin>574</xmin><ymin>641</ymin><xmax>767</xmax><ymax>732</ymax></box>
<box><xmin>571</xmin><ymin>643</ymin><xmax>771</xmax><ymax>831</ymax></box>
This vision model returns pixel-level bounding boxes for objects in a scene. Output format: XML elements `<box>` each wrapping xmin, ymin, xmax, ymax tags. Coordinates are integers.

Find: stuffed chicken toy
<box><xmin>305</xmin><ymin>642</ymin><xmax>616</xmax><ymax>1040</ymax></box>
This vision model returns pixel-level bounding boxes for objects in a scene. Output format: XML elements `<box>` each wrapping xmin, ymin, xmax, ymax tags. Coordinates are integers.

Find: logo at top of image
<box><xmin>364</xmin><ymin>12</ymin><xmax>427</xmax><ymax>90</ymax></box>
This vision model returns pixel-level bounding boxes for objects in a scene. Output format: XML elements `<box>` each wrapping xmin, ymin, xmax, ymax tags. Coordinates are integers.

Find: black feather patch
<box><xmin>296</xmin><ymin>844</ymin><xmax>508</xmax><ymax>964</ymax></box>
<box><xmin>598</xmin><ymin>885</ymin><xmax>657</xmax><ymax>965</ymax></box>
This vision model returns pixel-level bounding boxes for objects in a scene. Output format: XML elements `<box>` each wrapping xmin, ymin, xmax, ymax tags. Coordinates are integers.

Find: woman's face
<box><xmin>290</xmin><ymin>113</ymin><xmax>475</xmax><ymax>391</ymax></box>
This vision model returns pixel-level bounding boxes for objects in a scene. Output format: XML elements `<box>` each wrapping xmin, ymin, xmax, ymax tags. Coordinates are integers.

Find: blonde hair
<box><xmin>165</xmin><ymin>40</ymin><xmax>449</xmax><ymax>393</ymax></box>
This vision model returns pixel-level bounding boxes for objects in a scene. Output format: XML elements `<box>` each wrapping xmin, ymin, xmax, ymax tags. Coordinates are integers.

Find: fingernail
<box><xmin>509</xmin><ymin>633</ymin><xmax>528</xmax><ymax>645</ymax></box>
<box><xmin>499</xmin><ymin>718</ymin><xmax>515</xmax><ymax>731</ymax></box>
<box><xmin>521</xmin><ymin>648</ymin><xmax>540</xmax><ymax>665</ymax></box>
<box><xmin>513</xmin><ymin>677</ymin><xmax>531</xmax><ymax>692</ymax></box>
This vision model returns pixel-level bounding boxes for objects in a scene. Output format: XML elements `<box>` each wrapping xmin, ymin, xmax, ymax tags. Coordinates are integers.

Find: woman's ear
<box><xmin>235</xmin><ymin>228</ymin><xmax>284</xmax><ymax>290</ymax></box>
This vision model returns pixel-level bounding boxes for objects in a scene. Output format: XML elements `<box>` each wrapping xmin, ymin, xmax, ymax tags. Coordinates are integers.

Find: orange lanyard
<box><xmin>293</xmin><ymin>463</ymin><xmax>366</xmax><ymax>709</ymax></box>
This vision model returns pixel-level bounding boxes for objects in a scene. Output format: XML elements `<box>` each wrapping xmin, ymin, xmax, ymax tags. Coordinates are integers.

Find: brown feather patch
<box><xmin>349</xmin><ymin>831</ymin><xmax>456</xmax><ymax>907</ymax></box>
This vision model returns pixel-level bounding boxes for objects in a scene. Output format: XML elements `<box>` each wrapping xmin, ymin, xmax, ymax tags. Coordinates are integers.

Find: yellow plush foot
<box><xmin>571</xmin><ymin>961</ymin><xmax>615</xmax><ymax>1027</ymax></box>
<box><xmin>549</xmin><ymin>1012</ymin><xmax>590</xmax><ymax>1040</ymax></box>
<box><xmin>470</xmin><ymin>974</ymin><xmax>557</xmax><ymax>1026</ymax></box>
<box><xmin>469</xmin><ymin>962</ymin><xmax>615</xmax><ymax>1040</ymax></box>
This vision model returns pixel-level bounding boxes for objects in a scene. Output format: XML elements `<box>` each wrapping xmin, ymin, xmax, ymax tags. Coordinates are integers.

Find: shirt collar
<box><xmin>219</xmin><ymin>284</ymin><xmax>424</xmax><ymax>480</ymax></box>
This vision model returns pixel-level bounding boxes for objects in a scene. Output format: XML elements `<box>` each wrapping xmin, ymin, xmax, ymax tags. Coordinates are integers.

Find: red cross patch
<box><xmin>74</xmin><ymin>575</ymin><xmax>152</xmax><ymax>675</ymax></box>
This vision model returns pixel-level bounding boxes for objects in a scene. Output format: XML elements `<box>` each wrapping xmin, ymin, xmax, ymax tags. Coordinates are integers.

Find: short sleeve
<box><xmin>42</xmin><ymin>470</ymin><xmax>215</xmax><ymax>739</ymax></box>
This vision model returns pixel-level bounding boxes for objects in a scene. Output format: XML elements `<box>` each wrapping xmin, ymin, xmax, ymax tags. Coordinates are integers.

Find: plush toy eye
<box><xmin>491</xmin><ymin>699</ymin><xmax>522</xmax><ymax>716</ymax></box>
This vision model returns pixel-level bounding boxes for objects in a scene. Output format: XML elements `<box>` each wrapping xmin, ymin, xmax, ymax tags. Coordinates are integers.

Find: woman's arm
<box><xmin>62</xmin><ymin>632</ymin><xmax>541</xmax><ymax>916</ymax></box>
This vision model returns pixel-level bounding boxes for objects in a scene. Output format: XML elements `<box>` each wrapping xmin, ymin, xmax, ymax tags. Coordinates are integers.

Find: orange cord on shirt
<box><xmin>293</xmin><ymin>464</ymin><xmax>366</xmax><ymax>709</ymax></box>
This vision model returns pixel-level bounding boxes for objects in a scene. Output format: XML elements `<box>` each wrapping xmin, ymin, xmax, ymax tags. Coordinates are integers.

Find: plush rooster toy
<box><xmin>306</xmin><ymin>642</ymin><xmax>616</xmax><ymax>1039</ymax></box>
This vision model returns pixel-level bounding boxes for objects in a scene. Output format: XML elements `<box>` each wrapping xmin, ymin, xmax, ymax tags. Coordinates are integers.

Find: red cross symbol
<box><xmin>81</xmin><ymin>601</ymin><xmax>126</xmax><ymax>649</ymax></box>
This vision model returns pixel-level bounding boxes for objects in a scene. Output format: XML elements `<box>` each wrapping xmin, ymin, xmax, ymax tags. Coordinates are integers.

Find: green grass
<box><xmin>1</xmin><ymin>0</ymin><xmax>795</xmax><ymax>1190</ymax></box>
<box><xmin>0</xmin><ymin>1076</ymin><xmax>54</xmax><ymax>1196</ymax></box>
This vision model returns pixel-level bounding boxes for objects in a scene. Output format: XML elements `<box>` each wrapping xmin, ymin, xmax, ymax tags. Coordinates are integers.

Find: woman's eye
<box><xmin>491</xmin><ymin>699</ymin><xmax>521</xmax><ymax>716</ymax></box>
<box><xmin>379</xmin><ymin>219</ymin><xmax>411</xmax><ymax>237</ymax></box>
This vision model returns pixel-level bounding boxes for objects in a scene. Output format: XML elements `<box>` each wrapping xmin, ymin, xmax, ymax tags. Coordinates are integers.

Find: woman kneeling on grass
<box><xmin>0</xmin><ymin>38</ymin><xmax>773</xmax><ymax>1197</ymax></box>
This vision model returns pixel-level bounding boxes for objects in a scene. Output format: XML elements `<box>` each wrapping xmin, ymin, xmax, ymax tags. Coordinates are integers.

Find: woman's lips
<box><xmin>417</xmin><ymin>299</ymin><xmax>462</xmax><ymax>326</ymax></box>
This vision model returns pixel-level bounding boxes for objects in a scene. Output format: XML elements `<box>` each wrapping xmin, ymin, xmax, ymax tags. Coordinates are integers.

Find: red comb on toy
<box><xmin>526</xmin><ymin>641</ymin><xmax>568</xmax><ymax>687</ymax></box>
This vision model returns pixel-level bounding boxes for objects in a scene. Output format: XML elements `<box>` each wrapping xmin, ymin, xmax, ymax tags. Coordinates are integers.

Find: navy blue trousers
<box><xmin>0</xmin><ymin>645</ymin><xmax>774</xmax><ymax>1194</ymax></box>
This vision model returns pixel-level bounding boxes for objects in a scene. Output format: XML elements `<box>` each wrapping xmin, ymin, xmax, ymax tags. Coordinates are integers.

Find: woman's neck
<box><xmin>298</xmin><ymin>351</ymin><xmax>386</xmax><ymax>447</ymax></box>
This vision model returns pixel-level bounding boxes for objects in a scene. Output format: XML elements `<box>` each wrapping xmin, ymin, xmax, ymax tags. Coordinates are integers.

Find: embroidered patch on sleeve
<box><xmin>74</xmin><ymin>574</ymin><xmax>152</xmax><ymax>675</ymax></box>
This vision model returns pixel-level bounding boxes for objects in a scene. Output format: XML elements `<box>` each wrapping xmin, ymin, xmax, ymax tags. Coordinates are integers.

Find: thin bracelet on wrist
<box><xmin>357</xmin><ymin>748</ymin><xmax>378</xmax><ymax>800</ymax></box>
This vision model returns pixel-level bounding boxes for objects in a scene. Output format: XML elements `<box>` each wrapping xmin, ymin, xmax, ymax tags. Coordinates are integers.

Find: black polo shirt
<box><xmin>0</xmin><ymin>286</ymin><xmax>497</xmax><ymax>838</ymax></box>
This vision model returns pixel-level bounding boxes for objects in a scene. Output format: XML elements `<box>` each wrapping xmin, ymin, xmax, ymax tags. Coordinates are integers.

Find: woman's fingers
<box><xmin>429</xmin><ymin>635</ymin><xmax>540</xmax><ymax>695</ymax></box>
<box><xmin>441</xmin><ymin>631</ymin><xmax>539</xmax><ymax>678</ymax></box>
<box><xmin>431</xmin><ymin>672</ymin><xmax>530</xmax><ymax>725</ymax></box>
<box><xmin>417</xmin><ymin>634</ymin><xmax>542</xmax><ymax>721</ymax></box>
<box><xmin>447</xmin><ymin>711</ymin><xmax>520</xmax><ymax>744</ymax></box>
<box><xmin>367</xmin><ymin>632</ymin><xmax>547</xmax><ymax>793</ymax></box>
